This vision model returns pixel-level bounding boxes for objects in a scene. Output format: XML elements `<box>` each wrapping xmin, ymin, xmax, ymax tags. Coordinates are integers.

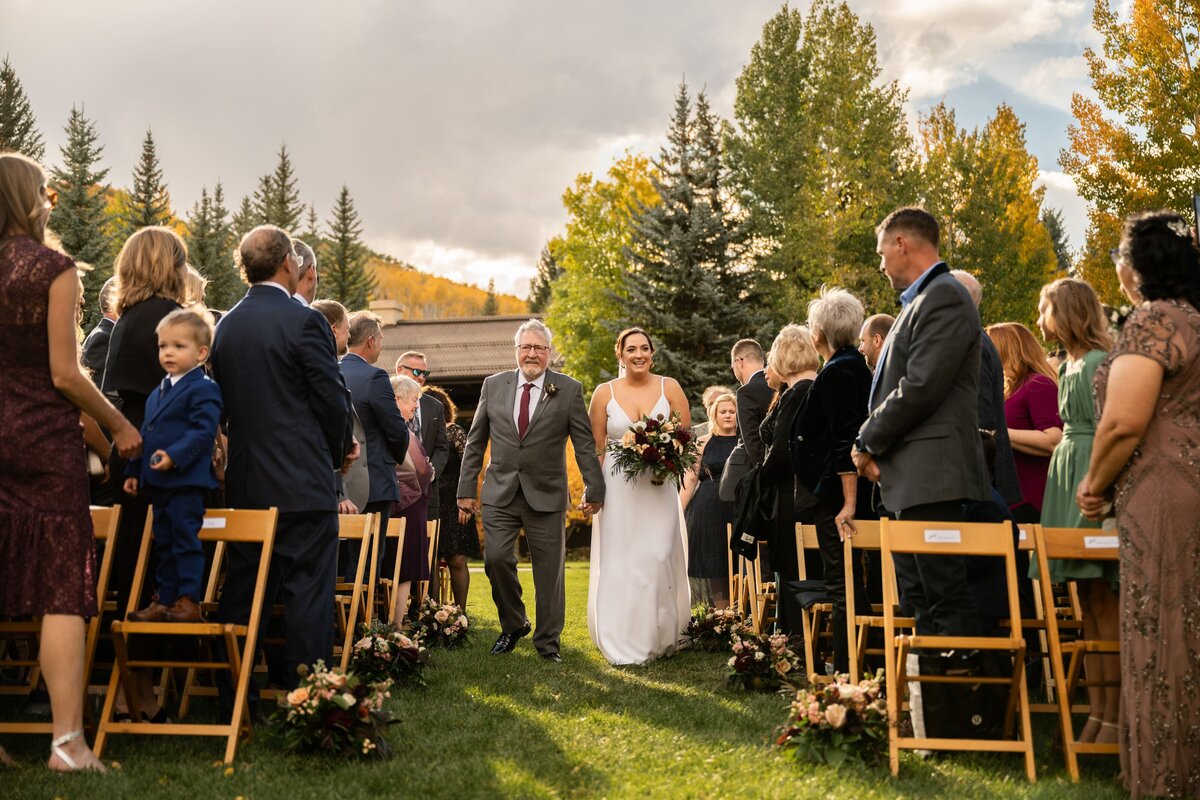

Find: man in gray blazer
<box><xmin>852</xmin><ymin>207</ymin><xmax>992</xmax><ymax>637</ymax></box>
<box><xmin>457</xmin><ymin>319</ymin><xmax>605</xmax><ymax>661</ymax></box>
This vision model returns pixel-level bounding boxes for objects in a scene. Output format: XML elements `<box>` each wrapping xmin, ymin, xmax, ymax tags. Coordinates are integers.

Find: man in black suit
<box><xmin>82</xmin><ymin>276</ymin><xmax>118</xmax><ymax>387</ymax></box>
<box><xmin>719</xmin><ymin>338</ymin><xmax>773</xmax><ymax>502</ymax></box>
<box><xmin>342</xmin><ymin>312</ymin><xmax>409</xmax><ymax>578</ymax></box>
<box><xmin>852</xmin><ymin>207</ymin><xmax>992</xmax><ymax>638</ymax></box>
<box><xmin>210</xmin><ymin>225</ymin><xmax>356</xmax><ymax>703</ymax></box>
<box><xmin>395</xmin><ymin>351</ymin><xmax>449</xmax><ymax>518</ymax></box>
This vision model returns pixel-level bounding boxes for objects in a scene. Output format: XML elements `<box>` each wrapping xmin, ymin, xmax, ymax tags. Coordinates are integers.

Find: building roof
<box><xmin>379</xmin><ymin>314</ymin><xmax>553</xmax><ymax>382</ymax></box>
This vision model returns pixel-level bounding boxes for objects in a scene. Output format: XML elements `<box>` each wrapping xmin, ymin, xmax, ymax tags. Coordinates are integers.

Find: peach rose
<box><xmin>287</xmin><ymin>687</ymin><xmax>309</xmax><ymax>706</ymax></box>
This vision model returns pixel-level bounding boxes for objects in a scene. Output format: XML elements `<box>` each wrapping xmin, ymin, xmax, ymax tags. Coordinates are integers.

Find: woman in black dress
<box><xmin>423</xmin><ymin>385</ymin><xmax>479</xmax><ymax>611</ymax></box>
<box><xmin>681</xmin><ymin>391</ymin><xmax>738</xmax><ymax>608</ymax></box>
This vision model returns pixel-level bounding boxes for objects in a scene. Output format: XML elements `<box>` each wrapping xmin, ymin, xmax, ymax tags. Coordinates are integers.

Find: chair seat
<box><xmin>112</xmin><ymin>621</ymin><xmax>247</xmax><ymax>637</ymax></box>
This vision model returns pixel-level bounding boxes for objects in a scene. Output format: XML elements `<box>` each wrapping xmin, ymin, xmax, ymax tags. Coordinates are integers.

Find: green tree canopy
<box><xmin>186</xmin><ymin>182</ymin><xmax>242</xmax><ymax>311</ymax></box>
<box><xmin>0</xmin><ymin>56</ymin><xmax>44</xmax><ymax>161</ymax></box>
<box><xmin>323</xmin><ymin>185</ymin><xmax>374</xmax><ymax>310</ymax></box>
<box><xmin>119</xmin><ymin>128</ymin><xmax>173</xmax><ymax>238</ymax></box>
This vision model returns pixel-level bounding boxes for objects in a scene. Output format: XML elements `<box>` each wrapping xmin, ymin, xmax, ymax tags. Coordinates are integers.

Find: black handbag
<box><xmin>730</xmin><ymin>465</ymin><xmax>774</xmax><ymax>561</ymax></box>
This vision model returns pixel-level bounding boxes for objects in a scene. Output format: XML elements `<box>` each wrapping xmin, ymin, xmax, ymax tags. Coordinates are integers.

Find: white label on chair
<box><xmin>923</xmin><ymin>529</ymin><xmax>961</xmax><ymax>543</ymax></box>
<box><xmin>202</xmin><ymin>517</ymin><xmax>227</xmax><ymax>529</ymax></box>
<box><xmin>1084</xmin><ymin>535</ymin><xmax>1118</xmax><ymax>549</ymax></box>
<box><xmin>1018</xmin><ymin>528</ymin><xmax>1028</xmax><ymax>541</ymax></box>
<box><xmin>739</xmin><ymin>532</ymin><xmax>756</xmax><ymax>545</ymax></box>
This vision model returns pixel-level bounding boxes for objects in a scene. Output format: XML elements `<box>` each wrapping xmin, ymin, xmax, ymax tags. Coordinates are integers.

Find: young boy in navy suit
<box><xmin>124</xmin><ymin>309</ymin><xmax>222</xmax><ymax>623</ymax></box>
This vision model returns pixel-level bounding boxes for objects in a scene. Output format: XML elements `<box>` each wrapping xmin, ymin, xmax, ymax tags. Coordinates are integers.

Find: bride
<box><xmin>586</xmin><ymin>327</ymin><xmax>692</xmax><ymax>665</ymax></box>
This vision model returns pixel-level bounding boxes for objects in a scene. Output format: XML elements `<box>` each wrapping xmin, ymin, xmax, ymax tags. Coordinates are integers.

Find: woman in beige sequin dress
<box><xmin>1079</xmin><ymin>210</ymin><xmax>1200</xmax><ymax>799</ymax></box>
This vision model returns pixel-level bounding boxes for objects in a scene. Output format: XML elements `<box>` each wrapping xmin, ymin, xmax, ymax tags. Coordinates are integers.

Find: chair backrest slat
<box><xmin>1037</xmin><ymin>526</ymin><xmax>1118</xmax><ymax>560</ymax></box>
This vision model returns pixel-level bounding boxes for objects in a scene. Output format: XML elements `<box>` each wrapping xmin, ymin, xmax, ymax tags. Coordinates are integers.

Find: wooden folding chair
<box><xmin>1034</xmin><ymin>524</ymin><xmax>1120</xmax><ymax>782</ymax></box>
<box><xmin>418</xmin><ymin>519</ymin><xmax>440</xmax><ymax>608</ymax></box>
<box><xmin>333</xmin><ymin>513</ymin><xmax>379</xmax><ymax>670</ymax></box>
<box><xmin>724</xmin><ymin>524</ymin><xmax>749</xmax><ymax>615</ymax></box>
<box><xmin>748</xmin><ymin>540</ymin><xmax>777</xmax><ymax>634</ymax></box>
<box><xmin>997</xmin><ymin>524</ymin><xmax>1064</xmax><ymax>714</ymax></box>
<box><xmin>373</xmin><ymin>517</ymin><xmax>408</xmax><ymax>624</ymax></box>
<box><xmin>843</xmin><ymin>520</ymin><xmax>914</xmax><ymax>684</ymax></box>
<box><xmin>793</xmin><ymin>524</ymin><xmax>833</xmax><ymax>683</ymax></box>
<box><xmin>0</xmin><ymin>506</ymin><xmax>121</xmax><ymax>735</ymax></box>
<box><xmin>881</xmin><ymin>518</ymin><xmax>1036</xmax><ymax>782</ymax></box>
<box><xmin>95</xmin><ymin>507</ymin><xmax>278</xmax><ymax>764</ymax></box>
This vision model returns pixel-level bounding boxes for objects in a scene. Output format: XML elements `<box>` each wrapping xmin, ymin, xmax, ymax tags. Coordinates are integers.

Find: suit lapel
<box><xmin>147</xmin><ymin>369</ymin><xmax>200</xmax><ymax>424</ymax></box>
<box><xmin>497</xmin><ymin>370</ymin><xmax>519</xmax><ymax>438</ymax></box>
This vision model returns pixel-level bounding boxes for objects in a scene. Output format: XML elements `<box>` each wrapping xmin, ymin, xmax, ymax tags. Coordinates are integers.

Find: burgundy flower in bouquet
<box><xmin>775</xmin><ymin>670</ymin><xmax>889</xmax><ymax>767</ymax></box>
<box><xmin>606</xmin><ymin>411</ymin><xmax>699</xmax><ymax>487</ymax></box>
<box><xmin>273</xmin><ymin>660</ymin><xmax>395</xmax><ymax>759</ymax></box>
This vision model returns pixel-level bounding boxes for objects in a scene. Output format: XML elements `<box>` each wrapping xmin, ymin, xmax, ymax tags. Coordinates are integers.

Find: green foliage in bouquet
<box><xmin>605</xmin><ymin>410</ymin><xmax>699</xmax><ymax>487</ymax></box>
<box><xmin>274</xmin><ymin>660</ymin><xmax>395</xmax><ymax>759</ymax></box>
<box><xmin>775</xmin><ymin>670</ymin><xmax>889</xmax><ymax>768</ymax></box>
<box><xmin>725</xmin><ymin>632</ymin><xmax>802</xmax><ymax>692</ymax></box>
<box><xmin>685</xmin><ymin>606</ymin><xmax>752</xmax><ymax>653</ymax></box>
<box><xmin>411</xmin><ymin>597</ymin><xmax>470</xmax><ymax>649</ymax></box>
<box><xmin>349</xmin><ymin>620</ymin><xmax>429</xmax><ymax>688</ymax></box>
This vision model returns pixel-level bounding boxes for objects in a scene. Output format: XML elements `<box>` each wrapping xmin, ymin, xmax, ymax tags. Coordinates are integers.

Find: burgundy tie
<box><xmin>517</xmin><ymin>382</ymin><xmax>533</xmax><ymax>438</ymax></box>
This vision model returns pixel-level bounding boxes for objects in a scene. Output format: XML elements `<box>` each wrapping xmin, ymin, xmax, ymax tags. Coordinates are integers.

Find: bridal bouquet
<box><xmin>685</xmin><ymin>606</ymin><xmax>753</xmax><ymax>653</ymax></box>
<box><xmin>775</xmin><ymin>670</ymin><xmax>888</xmax><ymax>767</ymax></box>
<box><xmin>275</xmin><ymin>660</ymin><xmax>395</xmax><ymax>759</ymax></box>
<box><xmin>411</xmin><ymin>598</ymin><xmax>470</xmax><ymax>648</ymax></box>
<box><xmin>606</xmin><ymin>411</ymin><xmax>699</xmax><ymax>487</ymax></box>
<box><xmin>726</xmin><ymin>632</ymin><xmax>803</xmax><ymax>692</ymax></box>
<box><xmin>349</xmin><ymin>620</ymin><xmax>429</xmax><ymax>689</ymax></box>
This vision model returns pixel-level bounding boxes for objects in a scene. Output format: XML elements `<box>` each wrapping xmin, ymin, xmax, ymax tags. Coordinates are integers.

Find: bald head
<box><xmin>950</xmin><ymin>269</ymin><xmax>982</xmax><ymax>307</ymax></box>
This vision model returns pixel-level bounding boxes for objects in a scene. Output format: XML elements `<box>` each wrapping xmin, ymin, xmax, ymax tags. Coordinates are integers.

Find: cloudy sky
<box><xmin>6</xmin><ymin>0</ymin><xmax>1106</xmax><ymax>297</ymax></box>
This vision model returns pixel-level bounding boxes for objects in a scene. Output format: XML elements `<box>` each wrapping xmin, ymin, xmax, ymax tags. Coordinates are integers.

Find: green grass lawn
<box><xmin>3</xmin><ymin>562</ymin><xmax>1124</xmax><ymax>799</ymax></box>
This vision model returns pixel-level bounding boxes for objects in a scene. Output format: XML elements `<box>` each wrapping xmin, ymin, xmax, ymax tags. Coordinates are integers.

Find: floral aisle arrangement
<box><xmin>726</xmin><ymin>632</ymin><xmax>803</xmax><ymax>692</ymax></box>
<box><xmin>411</xmin><ymin>597</ymin><xmax>470</xmax><ymax>648</ymax></box>
<box><xmin>775</xmin><ymin>670</ymin><xmax>889</xmax><ymax>767</ymax></box>
<box><xmin>349</xmin><ymin>620</ymin><xmax>429</xmax><ymax>688</ymax></box>
<box><xmin>275</xmin><ymin>660</ymin><xmax>395</xmax><ymax>759</ymax></box>
<box><xmin>685</xmin><ymin>606</ymin><xmax>753</xmax><ymax>653</ymax></box>
<box><xmin>606</xmin><ymin>411</ymin><xmax>699</xmax><ymax>487</ymax></box>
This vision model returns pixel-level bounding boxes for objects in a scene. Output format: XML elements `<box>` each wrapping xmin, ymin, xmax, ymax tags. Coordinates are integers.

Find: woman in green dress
<box><xmin>1035</xmin><ymin>277</ymin><xmax>1117</xmax><ymax>745</ymax></box>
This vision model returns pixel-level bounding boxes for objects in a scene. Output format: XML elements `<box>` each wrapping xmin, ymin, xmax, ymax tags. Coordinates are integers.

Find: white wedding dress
<box><xmin>587</xmin><ymin>378</ymin><xmax>691</xmax><ymax>665</ymax></box>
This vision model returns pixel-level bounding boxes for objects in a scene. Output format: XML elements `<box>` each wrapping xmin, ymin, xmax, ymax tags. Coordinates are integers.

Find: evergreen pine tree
<box><xmin>120</xmin><ymin>128</ymin><xmax>172</xmax><ymax>236</ymax></box>
<box><xmin>482</xmin><ymin>278</ymin><xmax>500</xmax><ymax>315</ymax></box>
<box><xmin>48</xmin><ymin>105</ymin><xmax>112</xmax><ymax>328</ymax></box>
<box><xmin>324</xmin><ymin>185</ymin><xmax>374</xmax><ymax>309</ymax></box>
<box><xmin>1041</xmin><ymin>207</ymin><xmax>1073</xmax><ymax>275</ymax></box>
<box><xmin>251</xmin><ymin>173</ymin><xmax>274</xmax><ymax>224</ymax></box>
<box><xmin>527</xmin><ymin>244</ymin><xmax>561</xmax><ymax>312</ymax></box>
<box><xmin>623</xmin><ymin>82</ymin><xmax>760</xmax><ymax>399</ymax></box>
<box><xmin>230</xmin><ymin>195</ymin><xmax>261</xmax><ymax>240</ymax></box>
<box><xmin>261</xmin><ymin>144</ymin><xmax>304</xmax><ymax>231</ymax></box>
<box><xmin>186</xmin><ymin>182</ymin><xmax>241</xmax><ymax>311</ymax></box>
<box><xmin>304</xmin><ymin>203</ymin><xmax>322</xmax><ymax>243</ymax></box>
<box><xmin>0</xmin><ymin>56</ymin><xmax>45</xmax><ymax>161</ymax></box>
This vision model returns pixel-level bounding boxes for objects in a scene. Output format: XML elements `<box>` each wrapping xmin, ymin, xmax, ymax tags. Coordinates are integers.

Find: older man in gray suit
<box><xmin>852</xmin><ymin>207</ymin><xmax>992</xmax><ymax>638</ymax></box>
<box><xmin>457</xmin><ymin>319</ymin><xmax>605</xmax><ymax>661</ymax></box>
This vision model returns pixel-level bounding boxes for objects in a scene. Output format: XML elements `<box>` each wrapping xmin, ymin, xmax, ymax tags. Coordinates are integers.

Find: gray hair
<box><xmin>389</xmin><ymin>373</ymin><xmax>422</xmax><ymax>402</ymax></box>
<box><xmin>950</xmin><ymin>269</ymin><xmax>982</xmax><ymax>307</ymax></box>
<box><xmin>513</xmin><ymin>318</ymin><xmax>552</xmax><ymax>347</ymax></box>
<box><xmin>806</xmin><ymin>286</ymin><xmax>864</xmax><ymax>351</ymax></box>
<box><xmin>293</xmin><ymin>239</ymin><xmax>316</xmax><ymax>272</ymax></box>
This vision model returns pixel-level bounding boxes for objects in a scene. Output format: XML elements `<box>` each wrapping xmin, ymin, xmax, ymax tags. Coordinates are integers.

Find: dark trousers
<box><xmin>344</xmin><ymin>501</ymin><xmax>390</xmax><ymax>581</ymax></box>
<box><xmin>144</xmin><ymin>487</ymin><xmax>206</xmax><ymax>604</ymax></box>
<box><xmin>216</xmin><ymin>510</ymin><xmax>338</xmax><ymax>718</ymax></box>
<box><xmin>893</xmin><ymin>500</ymin><xmax>983</xmax><ymax>637</ymax></box>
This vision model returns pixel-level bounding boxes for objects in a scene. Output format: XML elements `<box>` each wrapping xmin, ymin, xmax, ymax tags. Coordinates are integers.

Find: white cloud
<box><xmin>371</xmin><ymin>238</ymin><xmax>534</xmax><ymax>299</ymax></box>
<box><xmin>1037</xmin><ymin>170</ymin><xmax>1088</xmax><ymax>248</ymax></box>
<box><xmin>1018</xmin><ymin>56</ymin><xmax>1090</xmax><ymax>111</ymax></box>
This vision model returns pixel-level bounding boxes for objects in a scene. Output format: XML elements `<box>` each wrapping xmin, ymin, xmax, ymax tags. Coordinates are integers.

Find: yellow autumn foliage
<box><xmin>372</xmin><ymin>261</ymin><xmax>527</xmax><ymax>319</ymax></box>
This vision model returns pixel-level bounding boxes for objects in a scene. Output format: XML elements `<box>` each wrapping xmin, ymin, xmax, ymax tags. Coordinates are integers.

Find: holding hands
<box><xmin>457</xmin><ymin>497</ymin><xmax>479</xmax><ymax>525</ymax></box>
<box><xmin>850</xmin><ymin>445</ymin><xmax>879</xmax><ymax>482</ymax></box>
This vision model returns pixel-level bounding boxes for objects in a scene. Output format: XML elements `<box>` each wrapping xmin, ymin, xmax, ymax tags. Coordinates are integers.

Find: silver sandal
<box><xmin>50</xmin><ymin>730</ymin><xmax>105</xmax><ymax>773</ymax></box>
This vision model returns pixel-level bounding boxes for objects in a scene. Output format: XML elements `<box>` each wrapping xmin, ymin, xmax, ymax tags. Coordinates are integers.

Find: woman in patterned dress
<box><xmin>1078</xmin><ymin>210</ymin><xmax>1200</xmax><ymax>799</ymax></box>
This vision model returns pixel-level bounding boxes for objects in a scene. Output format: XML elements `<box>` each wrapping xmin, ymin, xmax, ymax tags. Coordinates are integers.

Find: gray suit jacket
<box><xmin>457</xmin><ymin>369</ymin><xmax>605</xmax><ymax>513</ymax></box>
<box><xmin>339</xmin><ymin>408</ymin><xmax>370</xmax><ymax>510</ymax></box>
<box><xmin>859</xmin><ymin>265</ymin><xmax>991</xmax><ymax>512</ymax></box>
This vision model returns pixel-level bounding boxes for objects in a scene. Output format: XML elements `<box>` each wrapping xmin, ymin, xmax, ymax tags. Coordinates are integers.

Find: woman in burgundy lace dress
<box><xmin>0</xmin><ymin>154</ymin><xmax>141</xmax><ymax>771</ymax></box>
<box><xmin>1079</xmin><ymin>210</ymin><xmax>1200</xmax><ymax>799</ymax></box>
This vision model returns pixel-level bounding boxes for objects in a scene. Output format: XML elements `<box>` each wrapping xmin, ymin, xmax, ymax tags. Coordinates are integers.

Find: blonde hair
<box><xmin>986</xmin><ymin>322</ymin><xmax>1057</xmax><ymax>398</ymax></box>
<box><xmin>0</xmin><ymin>152</ymin><xmax>48</xmax><ymax>243</ymax></box>
<box><xmin>114</xmin><ymin>226</ymin><xmax>187</xmax><ymax>314</ymax></box>
<box><xmin>156</xmin><ymin>308</ymin><xmax>215</xmax><ymax>350</ymax></box>
<box><xmin>767</xmin><ymin>324</ymin><xmax>820</xmax><ymax>376</ymax></box>
<box><xmin>1038</xmin><ymin>278</ymin><xmax>1112</xmax><ymax>355</ymax></box>
<box><xmin>184</xmin><ymin>265</ymin><xmax>208</xmax><ymax>308</ymax></box>
<box><xmin>705</xmin><ymin>391</ymin><xmax>737</xmax><ymax>435</ymax></box>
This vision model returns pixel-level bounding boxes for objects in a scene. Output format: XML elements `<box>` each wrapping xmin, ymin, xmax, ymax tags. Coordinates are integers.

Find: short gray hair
<box><xmin>513</xmin><ymin>318</ymin><xmax>552</xmax><ymax>347</ymax></box>
<box><xmin>293</xmin><ymin>239</ymin><xmax>316</xmax><ymax>272</ymax></box>
<box><xmin>950</xmin><ymin>269</ymin><xmax>982</xmax><ymax>307</ymax></box>
<box><xmin>389</xmin><ymin>373</ymin><xmax>422</xmax><ymax>402</ymax></box>
<box><xmin>806</xmin><ymin>286</ymin><xmax>864</xmax><ymax>351</ymax></box>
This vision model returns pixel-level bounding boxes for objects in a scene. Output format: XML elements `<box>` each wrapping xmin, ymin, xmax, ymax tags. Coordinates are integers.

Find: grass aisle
<box><xmin>5</xmin><ymin>563</ymin><xmax>1124</xmax><ymax>799</ymax></box>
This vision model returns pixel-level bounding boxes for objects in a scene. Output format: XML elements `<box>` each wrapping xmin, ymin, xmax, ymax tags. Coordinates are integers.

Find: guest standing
<box><xmin>720</xmin><ymin>339</ymin><xmax>771</xmax><ymax>502</ymax></box>
<box><xmin>389</xmin><ymin>374</ymin><xmax>433</xmax><ymax>623</ymax></box>
<box><xmin>81</xmin><ymin>275</ymin><xmax>117</xmax><ymax>386</ymax></box>
<box><xmin>0</xmin><ymin>153</ymin><xmax>141</xmax><ymax>772</ymax></box>
<box><xmin>1077</xmin><ymin>210</ymin><xmax>1200</xmax><ymax>799</ymax></box>
<box><xmin>858</xmin><ymin>313</ymin><xmax>893</xmax><ymax>371</ymax></box>
<box><xmin>796</xmin><ymin>287</ymin><xmax>874</xmax><ymax>675</ymax></box>
<box><xmin>680</xmin><ymin>391</ymin><xmax>738</xmax><ymax>608</ymax></box>
<box><xmin>1035</xmin><ymin>276</ymin><xmax>1117</xmax><ymax>744</ymax></box>
<box><xmin>985</xmin><ymin>322</ymin><xmax>1062</xmax><ymax>522</ymax></box>
<box><xmin>423</xmin><ymin>384</ymin><xmax>479</xmax><ymax>610</ymax></box>
<box><xmin>395</xmin><ymin>351</ymin><xmax>450</xmax><ymax>520</ymax></box>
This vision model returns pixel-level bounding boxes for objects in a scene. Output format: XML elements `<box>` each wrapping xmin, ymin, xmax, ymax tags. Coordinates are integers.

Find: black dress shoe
<box><xmin>490</xmin><ymin>621</ymin><xmax>532</xmax><ymax>655</ymax></box>
<box><xmin>541</xmin><ymin>652</ymin><xmax>562</xmax><ymax>663</ymax></box>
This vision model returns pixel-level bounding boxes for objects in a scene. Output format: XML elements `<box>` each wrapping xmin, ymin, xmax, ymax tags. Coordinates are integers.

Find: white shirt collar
<box><xmin>293</xmin><ymin>292</ymin><xmax>310</xmax><ymax>307</ymax></box>
<box><xmin>520</xmin><ymin>370</ymin><xmax>548</xmax><ymax>391</ymax></box>
<box><xmin>258</xmin><ymin>281</ymin><xmax>291</xmax><ymax>297</ymax></box>
<box><xmin>168</xmin><ymin>365</ymin><xmax>202</xmax><ymax>386</ymax></box>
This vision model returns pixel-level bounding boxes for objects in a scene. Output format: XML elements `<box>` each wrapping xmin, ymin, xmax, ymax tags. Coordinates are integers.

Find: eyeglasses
<box><xmin>1109</xmin><ymin>247</ymin><xmax>1123</xmax><ymax>267</ymax></box>
<box><xmin>403</xmin><ymin>365</ymin><xmax>431</xmax><ymax>379</ymax></box>
<box><xmin>43</xmin><ymin>185</ymin><xmax>58</xmax><ymax>210</ymax></box>
<box><xmin>516</xmin><ymin>344</ymin><xmax>550</xmax><ymax>355</ymax></box>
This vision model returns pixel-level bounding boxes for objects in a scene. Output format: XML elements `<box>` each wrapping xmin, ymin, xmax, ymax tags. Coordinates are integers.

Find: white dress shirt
<box><xmin>258</xmin><ymin>281</ymin><xmax>291</xmax><ymax>297</ymax></box>
<box><xmin>512</xmin><ymin>370</ymin><xmax>547</xmax><ymax>430</ymax></box>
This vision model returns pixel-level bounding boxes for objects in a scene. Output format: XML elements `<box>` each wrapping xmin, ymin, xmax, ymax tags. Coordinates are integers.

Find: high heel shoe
<box><xmin>48</xmin><ymin>730</ymin><xmax>107</xmax><ymax>773</ymax></box>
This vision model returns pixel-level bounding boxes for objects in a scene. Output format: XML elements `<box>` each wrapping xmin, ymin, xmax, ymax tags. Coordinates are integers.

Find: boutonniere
<box><xmin>544</xmin><ymin>382</ymin><xmax>559</xmax><ymax>398</ymax></box>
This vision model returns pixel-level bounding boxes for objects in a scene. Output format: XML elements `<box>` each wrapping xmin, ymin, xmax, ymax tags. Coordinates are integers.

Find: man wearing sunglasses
<box><xmin>396</xmin><ymin>352</ymin><xmax>450</xmax><ymax>520</ymax></box>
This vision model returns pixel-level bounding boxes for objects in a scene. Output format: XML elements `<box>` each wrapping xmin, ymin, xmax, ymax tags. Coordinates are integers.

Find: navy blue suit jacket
<box><xmin>126</xmin><ymin>367</ymin><xmax>222</xmax><ymax>490</ymax></box>
<box><xmin>210</xmin><ymin>284</ymin><xmax>352</xmax><ymax>513</ymax></box>
<box><xmin>339</xmin><ymin>353</ymin><xmax>409</xmax><ymax>504</ymax></box>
